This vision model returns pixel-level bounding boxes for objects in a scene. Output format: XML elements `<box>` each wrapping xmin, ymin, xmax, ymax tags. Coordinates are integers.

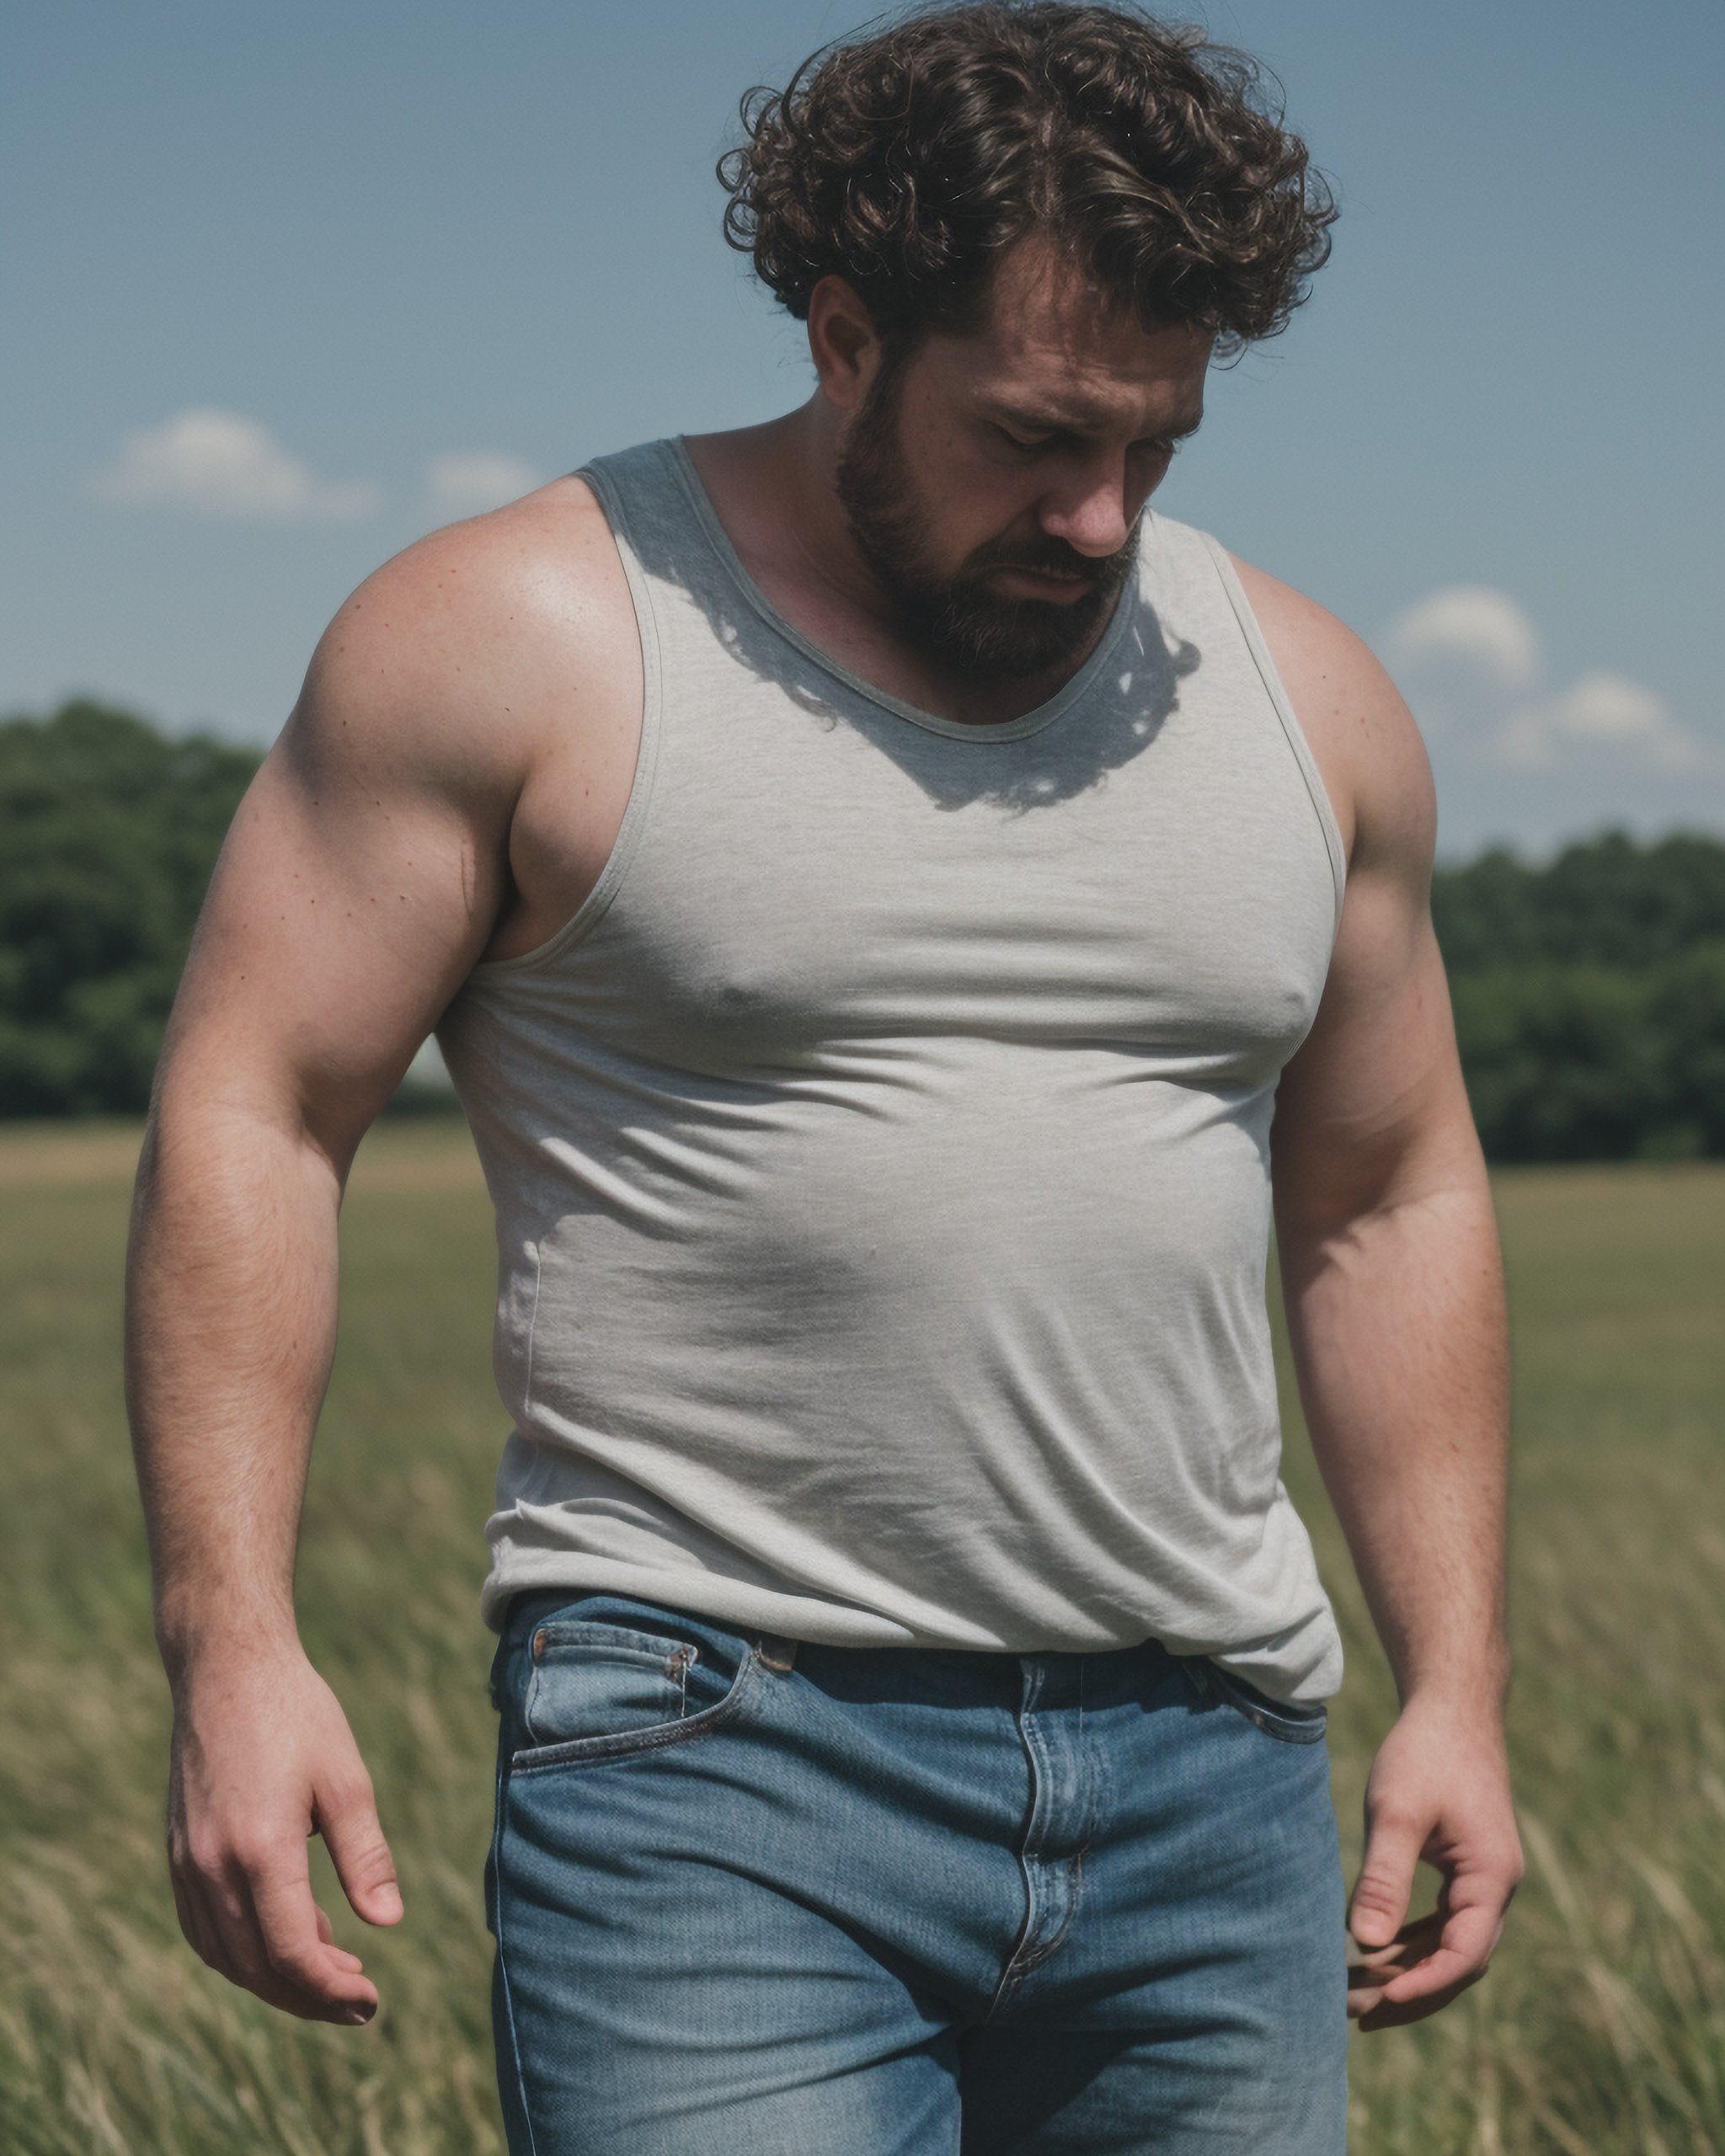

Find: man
<box><xmin>127</xmin><ymin>3</ymin><xmax>1522</xmax><ymax>2149</ymax></box>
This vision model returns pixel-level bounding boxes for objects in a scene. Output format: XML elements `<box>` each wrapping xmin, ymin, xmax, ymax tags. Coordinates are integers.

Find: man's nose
<box><xmin>1038</xmin><ymin>457</ymin><xmax>1137</xmax><ymax>557</ymax></box>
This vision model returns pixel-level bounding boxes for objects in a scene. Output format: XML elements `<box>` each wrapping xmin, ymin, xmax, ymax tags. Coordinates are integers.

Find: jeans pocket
<box><xmin>502</xmin><ymin>1595</ymin><xmax>762</xmax><ymax>1773</ymax></box>
<box><xmin>1185</xmin><ymin>1656</ymin><xmax>1329</xmax><ymax>1745</ymax></box>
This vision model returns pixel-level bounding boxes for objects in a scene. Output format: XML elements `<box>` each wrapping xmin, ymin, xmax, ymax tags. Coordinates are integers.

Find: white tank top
<box><xmin>437</xmin><ymin>435</ymin><xmax>1348</xmax><ymax>1705</ymax></box>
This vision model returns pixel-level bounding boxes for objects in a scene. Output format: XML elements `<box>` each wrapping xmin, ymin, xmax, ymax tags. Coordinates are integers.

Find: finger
<box><xmin>248</xmin><ymin>1853</ymin><xmax>380</xmax><ymax>2010</ymax></box>
<box><xmin>178</xmin><ymin>1828</ymin><xmax>377</xmax><ymax>2023</ymax></box>
<box><xmin>1345</xmin><ymin>1909</ymin><xmax>1443</xmax><ymax>1971</ymax></box>
<box><xmin>313</xmin><ymin>1899</ymin><xmax>366</xmax><ymax>1972</ymax></box>
<box><xmin>1348</xmin><ymin>1809</ymin><xmax>1427</xmax><ymax>1948</ymax></box>
<box><xmin>1353</xmin><ymin>1905</ymin><xmax>1503</xmax><ymax>2031</ymax></box>
<box><xmin>315</xmin><ymin>1774</ymin><xmax>403</xmax><ymax>1927</ymax></box>
<box><xmin>1347</xmin><ymin>1976</ymin><xmax>1396</xmax><ymax>2022</ymax></box>
<box><xmin>1345</xmin><ymin>1921</ymin><xmax>1439</xmax><ymax>2009</ymax></box>
<box><xmin>243</xmin><ymin>1845</ymin><xmax>382</xmax><ymax>2021</ymax></box>
<box><xmin>1353</xmin><ymin>1961</ymin><xmax>1487</xmax><ymax>2032</ymax></box>
<box><xmin>1346</xmin><ymin>1918</ymin><xmax>1439</xmax><ymax>2016</ymax></box>
<box><xmin>1377</xmin><ymin>1901</ymin><xmax>1503</xmax><ymax>2008</ymax></box>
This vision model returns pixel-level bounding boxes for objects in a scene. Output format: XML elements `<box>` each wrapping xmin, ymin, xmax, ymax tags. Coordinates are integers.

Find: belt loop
<box><xmin>756</xmin><ymin>1632</ymin><xmax>798</xmax><ymax>1673</ymax></box>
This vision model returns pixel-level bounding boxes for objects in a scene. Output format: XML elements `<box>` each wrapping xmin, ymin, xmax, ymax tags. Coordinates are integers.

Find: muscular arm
<box><xmin>1237</xmin><ymin>558</ymin><xmax>1524</xmax><ymax>2033</ymax></box>
<box><xmin>126</xmin><ymin>518</ymin><xmax>546</xmax><ymax>2023</ymax></box>
<box><xmin>131</xmin><ymin>584</ymin><xmax>515</xmax><ymax>1646</ymax></box>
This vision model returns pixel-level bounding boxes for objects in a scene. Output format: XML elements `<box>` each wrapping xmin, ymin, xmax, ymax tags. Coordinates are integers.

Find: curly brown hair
<box><xmin>718</xmin><ymin>0</ymin><xmax>1337</xmax><ymax>363</ymax></box>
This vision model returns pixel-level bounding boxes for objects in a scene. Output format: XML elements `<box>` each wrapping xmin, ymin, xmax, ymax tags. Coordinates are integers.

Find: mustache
<box><xmin>967</xmin><ymin>539</ymin><xmax>1128</xmax><ymax>584</ymax></box>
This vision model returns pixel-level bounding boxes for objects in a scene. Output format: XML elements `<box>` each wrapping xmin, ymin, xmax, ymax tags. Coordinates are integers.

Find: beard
<box><xmin>833</xmin><ymin>366</ymin><xmax>1140</xmax><ymax>683</ymax></box>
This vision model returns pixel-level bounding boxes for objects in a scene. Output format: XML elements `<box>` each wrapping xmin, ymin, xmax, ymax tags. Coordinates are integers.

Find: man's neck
<box><xmin>678</xmin><ymin>410</ymin><xmax>1114</xmax><ymax>728</ymax></box>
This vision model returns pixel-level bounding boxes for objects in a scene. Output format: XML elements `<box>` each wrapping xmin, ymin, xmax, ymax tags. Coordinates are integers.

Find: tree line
<box><xmin>4</xmin><ymin>699</ymin><xmax>1723</xmax><ymax>1160</ymax></box>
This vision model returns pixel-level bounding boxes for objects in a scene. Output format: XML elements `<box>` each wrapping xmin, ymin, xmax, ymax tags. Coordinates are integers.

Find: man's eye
<box><xmin>994</xmin><ymin>425</ymin><xmax>1048</xmax><ymax>452</ymax></box>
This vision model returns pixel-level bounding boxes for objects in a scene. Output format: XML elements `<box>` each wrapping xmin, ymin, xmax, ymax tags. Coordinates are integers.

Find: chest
<box><xmin>561</xmin><ymin>622</ymin><xmax>1339</xmax><ymax>1089</ymax></box>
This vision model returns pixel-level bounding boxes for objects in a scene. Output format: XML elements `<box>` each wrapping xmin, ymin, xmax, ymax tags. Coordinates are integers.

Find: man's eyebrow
<box><xmin>985</xmin><ymin>402</ymin><xmax>1205</xmax><ymax>440</ymax></box>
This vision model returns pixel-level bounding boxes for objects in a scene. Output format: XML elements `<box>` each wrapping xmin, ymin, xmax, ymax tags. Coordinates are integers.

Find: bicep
<box><xmin>162</xmin><ymin>625</ymin><xmax>512</xmax><ymax>1161</ymax></box>
<box><xmin>1270</xmin><ymin>652</ymin><xmax>1479</xmax><ymax>1234</ymax></box>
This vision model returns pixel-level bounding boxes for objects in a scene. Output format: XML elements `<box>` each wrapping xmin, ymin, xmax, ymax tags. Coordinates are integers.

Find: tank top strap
<box><xmin>576</xmin><ymin>437</ymin><xmax>745</xmax><ymax>637</ymax></box>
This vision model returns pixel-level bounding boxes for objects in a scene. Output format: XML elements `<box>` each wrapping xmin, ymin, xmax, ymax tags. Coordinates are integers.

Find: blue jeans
<box><xmin>485</xmin><ymin>1590</ymin><xmax>1348</xmax><ymax>2154</ymax></box>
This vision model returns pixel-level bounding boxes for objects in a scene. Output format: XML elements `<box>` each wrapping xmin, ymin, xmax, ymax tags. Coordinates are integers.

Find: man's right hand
<box><xmin>164</xmin><ymin>1641</ymin><xmax>403</xmax><ymax>2024</ymax></box>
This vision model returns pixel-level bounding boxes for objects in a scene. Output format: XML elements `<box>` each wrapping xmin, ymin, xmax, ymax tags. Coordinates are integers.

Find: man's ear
<box><xmin>805</xmin><ymin>275</ymin><xmax>886</xmax><ymax>415</ymax></box>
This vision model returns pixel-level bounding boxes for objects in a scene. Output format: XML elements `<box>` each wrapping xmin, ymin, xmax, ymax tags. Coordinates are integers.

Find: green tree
<box><xmin>1648</xmin><ymin>939</ymin><xmax>1725</xmax><ymax>1157</ymax></box>
<box><xmin>1434</xmin><ymin>830</ymin><xmax>1725</xmax><ymax>1161</ymax></box>
<box><xmin>1433</xmin><ymin>829</ymin><xmax>1725</xmax><ymax>972</ymax></box>
<box><xmin>1449</xmin><ymin>963</ymin><xmax>1667</xmax><ymax>1162</ymax></box>
<box><xmin>0</xmin><ymin>702</ymin><xmax>260</xmax><ymax>1114</ymax></box>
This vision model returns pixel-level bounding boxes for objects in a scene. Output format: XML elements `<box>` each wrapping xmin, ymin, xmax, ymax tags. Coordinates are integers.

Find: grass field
<box><xmin>1</xmin><ymin>1118</ymin><xmax>1721</xmax><ymax>2153</ymax></box>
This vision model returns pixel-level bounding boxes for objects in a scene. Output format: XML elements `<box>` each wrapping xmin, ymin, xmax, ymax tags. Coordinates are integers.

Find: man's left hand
<box><xmin>1343</xmin><ymin>1691</ymin><xmax>1524</xmax><ymax>2031</ymax></box>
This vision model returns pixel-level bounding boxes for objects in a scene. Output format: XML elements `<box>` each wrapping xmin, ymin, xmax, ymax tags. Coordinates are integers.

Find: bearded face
<box><xmin>834</xmin><ymin>356</ymin><xmax>1141</xmax><ymax>684</ymax></box>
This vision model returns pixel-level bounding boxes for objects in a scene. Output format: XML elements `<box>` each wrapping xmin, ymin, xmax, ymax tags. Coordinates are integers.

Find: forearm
<box><xmin>1277</xmin><ymin>1171</ymin><xmax>1511</xmax><ymax>1706</ymax></box>
<box><xmin>125</xmin><ymin>1071</ymin><xmax>346</xmax><ymax>1679</ymax></box>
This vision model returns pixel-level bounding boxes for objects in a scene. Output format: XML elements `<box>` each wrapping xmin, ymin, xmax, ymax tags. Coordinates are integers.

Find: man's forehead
<box><xmin>941</xmin><ymin>320</ymin><xmax>1211</xmax><ymax>435</ymax></box>
<box><xmin>974</xmin><ymin>370</ymin><xmax>1207</xmax><ymax>436</ymax></box>
<box><xmin>932</xmin><ymin>233</ymin><xmax>1213</xmax><ymax>423</ymax></box>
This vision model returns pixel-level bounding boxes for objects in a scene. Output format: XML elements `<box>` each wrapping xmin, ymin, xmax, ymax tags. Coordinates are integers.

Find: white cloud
<box><xmin>1383</xmin><ymin>584</ymin><xmax>1709</xmax><ymax>775</ymax></box>
<box><xmin>91</xmin><ymin>408</ymin><xmax>382</xmax><ymax>521</ymax></box>
<box><xmin>1494</xmin><ymin>670</ymin><xmax>1706</xmax><ymax>774</ymax></box>
<box><xmin>1384</xmin><ymin>584</ymin><xmax>1541</xmax><ymax>695</ymax></box>
<box><xmin>424</xmin><ymin>452</ymin><xmax>543</xmax><ymax>516</ymax></box>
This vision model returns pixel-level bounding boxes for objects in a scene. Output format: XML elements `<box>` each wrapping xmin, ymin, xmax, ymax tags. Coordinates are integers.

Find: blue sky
<box><xmin>5</xmin><ymin>0</ymin><xmax>1721</xmax><ymax>862</ymax></box>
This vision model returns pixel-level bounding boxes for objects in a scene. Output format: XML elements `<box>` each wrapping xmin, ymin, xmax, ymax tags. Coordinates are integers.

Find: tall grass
<box><xmin>2</xmin><ymin>1123</ymin><xmax>1720</xmax><ymax>2152</ymax></box>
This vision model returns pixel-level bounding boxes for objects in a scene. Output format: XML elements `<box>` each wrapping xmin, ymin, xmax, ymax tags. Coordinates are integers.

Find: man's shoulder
<box><xmin>1143</xmin><ymin>510</ymin><xmax>1395</xmax><ymax>694</ymax></box>
<box><xmin>291</xmin><ymin>472</ymin><xmax>637</xmax><ymax>793</ymax></box>
<box><xmin>1220</xmin><ymin>549</ymin><xmax>1379</xmax><ymax>686</ymax></box>
<box><xmin>1216</xmin><ymin>547</ymin><xmax>1435</xmax><ymax>878</ymax></box>
<box><xmin>324</xmin><ymin>469</ymin><xmax>624</xmax><ymax>670</ymax></box>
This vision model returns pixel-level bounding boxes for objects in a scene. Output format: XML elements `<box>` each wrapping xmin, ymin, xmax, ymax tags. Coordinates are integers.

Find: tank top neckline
<box><xmin>663</xmin><ymin>434</ymin><xmax>1146</xmax><ymax>745</ymax></box>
